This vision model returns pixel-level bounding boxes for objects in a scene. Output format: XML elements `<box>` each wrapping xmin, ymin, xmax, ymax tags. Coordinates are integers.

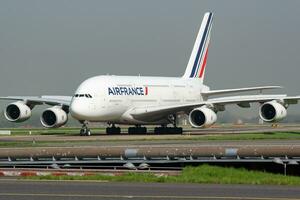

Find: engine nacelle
<box><xmin>4</xmin><ymin>101</ymin><xmax>31</xmax><ymax>122</ymax></box>
<box><xmin>189</xmin><ymin>106</ymin><xmax>217</xmax><ymax>128</ymax></box>
<box><xmin>40</xmin><ymin>106</ymin><xmax>68</xmax><ymax>128</ymax></box>
<box><xmin>259</xmin><ymin>101</ymin><xmax>287</xmax><ymax>122</ymax></box>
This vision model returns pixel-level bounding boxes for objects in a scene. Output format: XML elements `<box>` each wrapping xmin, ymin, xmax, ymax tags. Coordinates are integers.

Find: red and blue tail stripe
<box><xmin>189</xmin><ymin>13</ymin><xmax>213</xmax><ymax>78</ymax></box>
<box><xmin>182</xmin><ymin>12</ymin><xmax>213</xmax><ymax>82</ymax></box>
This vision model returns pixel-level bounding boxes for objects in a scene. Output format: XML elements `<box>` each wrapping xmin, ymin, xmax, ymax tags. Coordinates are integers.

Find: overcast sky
<box><xmin>1</xmin><ymin>0</ymin><xmax>300</xmax><ymax>117</ymax></box>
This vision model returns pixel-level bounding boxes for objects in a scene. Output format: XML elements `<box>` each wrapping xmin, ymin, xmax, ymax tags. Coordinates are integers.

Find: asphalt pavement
<box><xmin>0</xmin><ymin>179</ymin><xmax>299</xmax><ymax>200</ymax></box>
<box><xmin>2</xmin><ymin>124</ymin><xmax>300</xmax><ymax>143</ymax></box>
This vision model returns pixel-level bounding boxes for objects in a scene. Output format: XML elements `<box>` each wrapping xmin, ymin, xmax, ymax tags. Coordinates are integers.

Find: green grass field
<box><xmin>25</xmin><ymin>165</ymin><xmax>300</xmax><ymax>186</ymax></box>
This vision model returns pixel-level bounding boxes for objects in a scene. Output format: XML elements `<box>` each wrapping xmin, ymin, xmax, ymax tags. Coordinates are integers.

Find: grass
<box><xmin>25</xmin><ymin>165</ymin><xmax>300</xmax><ymax>186</ymax></box>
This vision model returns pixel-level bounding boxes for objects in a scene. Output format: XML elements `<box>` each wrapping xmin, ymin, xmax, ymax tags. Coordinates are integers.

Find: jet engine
<box><xmin>189</xmin><ymin>106</ymin><xmax>217</xmax><ymax>128</ymax></box>
<box><xmin>259</xmin><ymin>101</ymin><xmax>287</xmax><ymax>122</ymax></box>
<box><xmin>4</xmin><ymin>101</ymin><xmax>31</xmax><ymax>122</ymax></box>
<box><xmin>40</xmin><ymin>106</ymin><xmax>68</xmax><ymax>128</ymax></box>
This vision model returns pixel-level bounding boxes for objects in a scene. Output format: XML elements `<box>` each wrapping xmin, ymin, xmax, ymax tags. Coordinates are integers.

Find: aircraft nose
<box><xmin>70</xmin><ymin>101</ymin><xmax>86</xmax><ymax>120</ymax></box>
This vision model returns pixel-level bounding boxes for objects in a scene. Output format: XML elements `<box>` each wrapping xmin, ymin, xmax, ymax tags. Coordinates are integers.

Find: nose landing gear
<box><xmin>80</xmin><ymin>122</ymin><xmax>91</xmax><ymax>136</ymax></box>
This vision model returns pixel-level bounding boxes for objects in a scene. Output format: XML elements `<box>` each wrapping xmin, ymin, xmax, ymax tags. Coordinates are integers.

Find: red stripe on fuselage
<box><xmin>199</xmin><ymin>46</ymin><xmax>209</xmax><ymax>78</ymax></box>
<box><xmin>145</xmin><ymin>86</ymin><xmax>148</xmax><ymax>95</ymax></box>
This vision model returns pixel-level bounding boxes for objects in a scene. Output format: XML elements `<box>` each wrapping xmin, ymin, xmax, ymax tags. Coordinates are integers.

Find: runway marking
<box><xmin>0</xmin><ymin>193</ymin><xmax>299</xmax><ymax>200</ymax></box>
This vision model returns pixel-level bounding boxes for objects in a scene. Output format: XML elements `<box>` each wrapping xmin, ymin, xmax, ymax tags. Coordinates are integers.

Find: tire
<box><xmin>177</xmin><ymin>127</ymin><xmax>183</xmax><ymax>134</ymax></box>
<box><xmin>128</xmin><ymin>127</ymin><xmax>147</xmax><ymax>134</ymax></box>
<box><xmin>173</xmin><ymin>127</ymin><xmax>183</xmax><ymax>134</ymax></box>
<box><xmin>106</xmin><ymin>127</ymin><xmax>111</xmax><ymax>134</ymax></box>
<box><xmin>106</xmin><ymin>127</ymin><xmax>121</xmax><ymax>135</ymax></box>
<box><xmin>80</xmin><ymin>129</ymin><xmax>85</xmax><ymax>136</ymax></box>
<box><xmin>154</xmin><ymin>127</ymin><xmax>182</xmax><ymax>134</ymax></box>
<box><xmin>85</xmin><ymin>129</ymin><xmax>91</xmax><ymax>136</ymax></box>
<box><xmin>154</xmin><ymin>127</ymin><xmax>163</xmax><ymax>134</ymax></box>
<box><xmin>128</xmin><ymin>127</ymin><xmax>136</xmax><ymax>134</ymax></box>
<box><xmin>140</xmin><ymin>127</ymin><xmax>147</xmax><ymax>134</ymax></box>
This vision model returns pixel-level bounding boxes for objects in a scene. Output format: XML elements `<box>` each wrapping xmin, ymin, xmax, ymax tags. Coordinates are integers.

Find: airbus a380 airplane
<box><xmin>1</xmin><ymin>12</ymin><xmax>300</xmax><ymax>135</ymax></box>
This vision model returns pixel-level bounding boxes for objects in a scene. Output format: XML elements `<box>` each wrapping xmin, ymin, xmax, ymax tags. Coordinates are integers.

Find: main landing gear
<box><xmin>80</xmin><ymin>122</ymin><xmax>91</xmax><ymax>136</ymax></box>
<box><xmin>128</xmin><ymin>125</ymin><xmax>147</xmax><ymax>134</ymax></box>
<box><xmin>154</xmin><ymin>126</ymin><xmax>183</xmax><ymax>134</ymax></box>
<box><xmin>154</xmin><ymin>114</ymin><xmax>183</xmax><ymax>134</ymax></box>
<box><xmin>106</xmin><ymin>124</ymin><xmax>121</xmax><ymax>135</ymax></box>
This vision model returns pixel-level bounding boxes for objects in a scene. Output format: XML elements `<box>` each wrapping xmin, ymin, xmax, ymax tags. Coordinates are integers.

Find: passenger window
<box><xmin>75</xmin><ymin>94</ymin><xmax>79</xmax><ymax>97</ymax></box>
<box><xmin>79</xmin><ymin>94</ymin><xmax>84</xmax><ymax>97</ymax></box>
<box><xmin>88</xmin><ymin>94</ymin><xmax>92</xmax><ymax>98</ymax></box>
<box><xmin>85</xmin><ymin>94</ymin><xmax>89</xmax><ymax>98</ymax></box>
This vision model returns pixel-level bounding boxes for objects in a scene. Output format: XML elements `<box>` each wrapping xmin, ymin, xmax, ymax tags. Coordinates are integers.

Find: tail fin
<box><xmin>182</xmin><ymin>12</ymin><xmax>213</xmax><ymax>82</ymax></box>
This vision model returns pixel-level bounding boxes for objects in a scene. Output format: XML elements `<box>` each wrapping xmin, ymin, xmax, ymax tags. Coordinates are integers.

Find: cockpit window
<box><xmin>74</xmin><ymin>94</ymin><xmax>93</xmax><ymax>98</ymax></box>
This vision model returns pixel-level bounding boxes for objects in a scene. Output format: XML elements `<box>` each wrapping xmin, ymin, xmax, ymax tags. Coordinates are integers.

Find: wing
<box><xmin>208</xmin><ymin>94</ymin><xmax>300</xmax><ymax>106</ymax></box>
<box><xmin>0</xmin><ymin>95</ymin><xmax>72</xmax><ymax>106</ymax></box>
<box><xmin>129</xmin><ymin>94</ymin><xmax>300</xmax><ymax>122</ymax></box>
<box><xmin>202</xmin><ymin>86</ymin><xmax>282</xmax><ymax>97</ymax></box>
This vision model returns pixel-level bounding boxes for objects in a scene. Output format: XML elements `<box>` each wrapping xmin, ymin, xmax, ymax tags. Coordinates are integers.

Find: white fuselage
<box><xmin>70</xmin><ymin>75</ymin><xmax>209</xmax><ymax>124</ymax></box>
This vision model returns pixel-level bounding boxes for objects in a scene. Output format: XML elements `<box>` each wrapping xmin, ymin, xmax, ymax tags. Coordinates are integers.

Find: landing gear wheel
<box><xmin>80</xmin><ymin>129</ymin><xmax>85</xmax><ymax>136</ymax></box>
<box><xmin>106</xmin><ymin>125</ymin><xmax>121</xmax><ymax>135</ymax></box>
<box><xmin>86</xmin><ymin>129</ymin><xmax>91</xmax><ymax>136</ymax></box>
<box><xmin>80</xmin><ymin>128</ymin><xmax>91</xmax><ymax>136</ymax></box>
<box><xmin>154</xmin><ymin>126</ymin><xmax>182</xmax><ymax>134</ymax></box>
<box><xmin>173</xmin><ymin>127</ymin><xmax>183</xmax><ymax>134</ymax></box>
<box><xmin>128</xmin><ymin>126</ymin><xmax>147</xmax><ymax>134</ymax></box>
<box><xmin>80</xmin><ymin>123</ymin><xmax>91</xmax><ymax>136</ymax></box>
<box><xmin>154</xmin><ymin>127</ymin><xmax>164</xmax><ymax>134</ymax></box>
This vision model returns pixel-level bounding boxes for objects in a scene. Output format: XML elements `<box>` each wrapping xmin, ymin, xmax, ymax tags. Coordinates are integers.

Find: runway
<box><xmin>0</xmin><ymin>179</ymin><xmax>299</xmax><ymax>200</ymax></box>
<box><xmin>1</xmin><ymin>124</ymin><xmax>300</xmax><ymax>145</ymax></box>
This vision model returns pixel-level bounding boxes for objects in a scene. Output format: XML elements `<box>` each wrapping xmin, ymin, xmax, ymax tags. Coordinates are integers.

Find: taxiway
<box><xmin>0</xmin><ymin>179</ymin><xmax>299</xmax><ymax>200</ymax></box>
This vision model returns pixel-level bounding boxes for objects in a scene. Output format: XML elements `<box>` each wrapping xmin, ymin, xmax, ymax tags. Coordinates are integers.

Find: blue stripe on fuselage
<box><xmin>189</xmin><ymin>13</ymin><xmax>212</xmax><ymax>78</ymax></box>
